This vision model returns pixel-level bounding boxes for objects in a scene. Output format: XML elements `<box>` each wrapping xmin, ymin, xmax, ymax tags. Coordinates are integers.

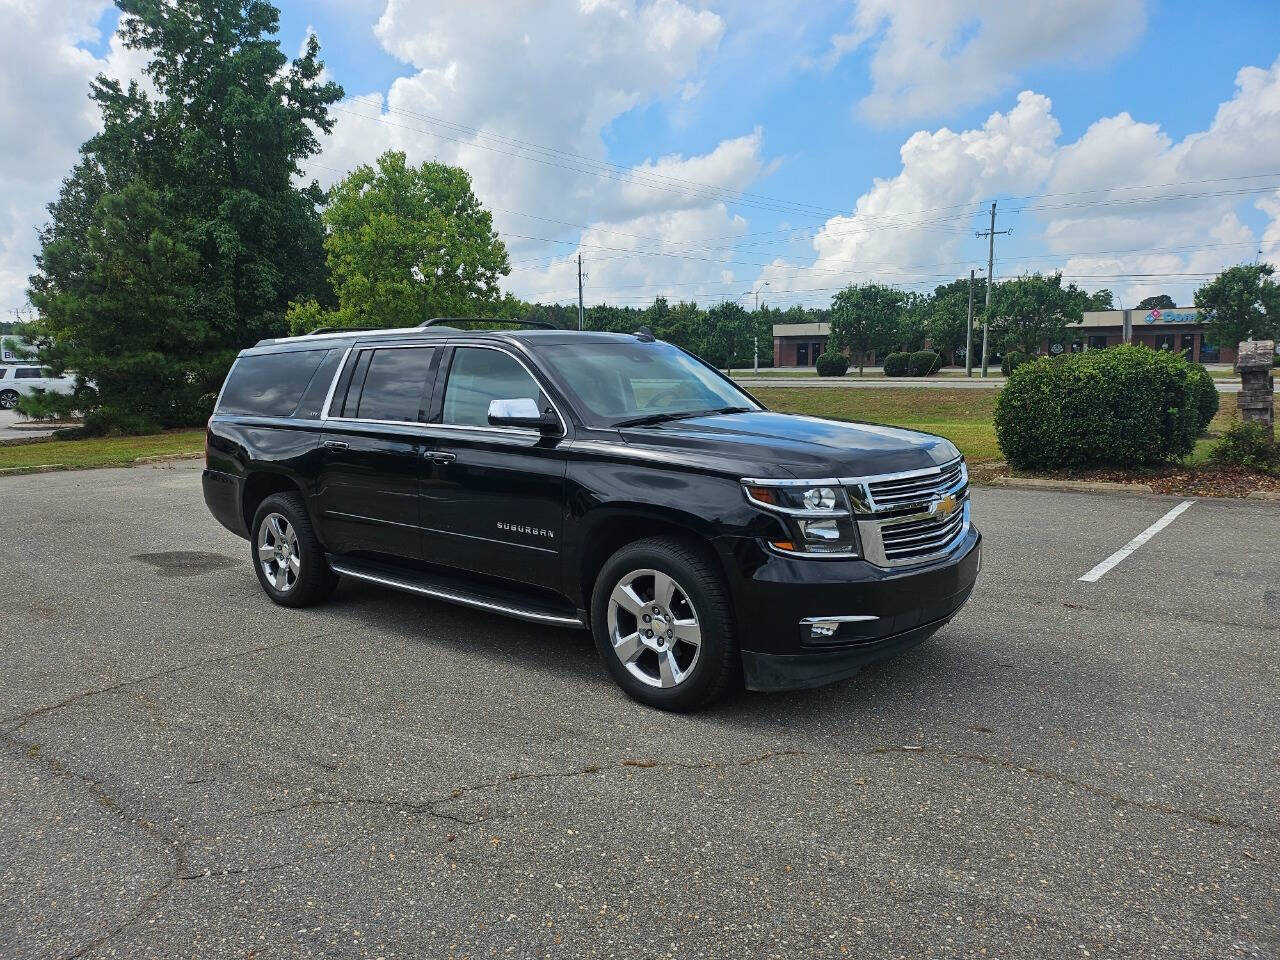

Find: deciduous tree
<box><xmin>989</xmin><ymin>273</ymin><xmax>1087</xmax><ymax>355</ymax></box>
<box><xmin>288</xmin><ymin>151</ymin><xmax>511</xmax><ymax>333</ymax></box>
<box><xmin>829</xmin><ymin>284</ymin><xmax>905</xmax><ymax>375</ymax></box>
<box><xmin>1194</xmin><ymin>263</ymin><xmax>1280</xmax><ymax>351</ymax></box>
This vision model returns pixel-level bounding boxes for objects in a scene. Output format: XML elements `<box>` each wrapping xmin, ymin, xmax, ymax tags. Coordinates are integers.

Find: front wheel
<box><xmin>590</xmin><ymin>537</ymin><xmax>739</xmax><ymax>711</ymax></box>
<box><xmin>250</xmin><ymin>493</ymin><xmax>338</xmax><ymax>608</ymax></box>
<box><xmin>0</xmin><ymin>390</ymin><xmax>18</xmax><ymax>410</ymax></box>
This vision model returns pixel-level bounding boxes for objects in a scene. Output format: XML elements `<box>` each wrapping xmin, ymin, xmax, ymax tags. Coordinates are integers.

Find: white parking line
<box><xmin>1077</xmin><ymin>499</ymin><xmax>1196</xmax><ymax>583</ymax></box>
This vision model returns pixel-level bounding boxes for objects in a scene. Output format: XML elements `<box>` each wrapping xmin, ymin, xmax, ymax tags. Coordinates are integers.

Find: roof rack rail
<box><xmin>306</xmin><ymin>325</ymin><xmax>381</xmax><ymax>335</ymax></box>
<box><xmin>418</xmin><ymin>317</ymin><xmax>557</xmax><ymax>330</ymax></box>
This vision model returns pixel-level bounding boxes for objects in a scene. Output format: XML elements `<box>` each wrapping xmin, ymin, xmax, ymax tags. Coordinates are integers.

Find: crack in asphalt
<box><xmin>1</xmin><ymin>628</ymin><xmax>363</xmax><ymax>960</ymax></box>
<box><xmin>236</xmin><ymin>749</ymin><xmax>817</xmax><ymax>830</ymax></box>
<box><xmin>867</xmin><ymin>744</ymin><xmax>1278</xmax><ymax>839</ymax></box>
<box><xmin>2</xmin><ymin>628</ymin><xmax>359</xmax><ymax>734</ymax></box>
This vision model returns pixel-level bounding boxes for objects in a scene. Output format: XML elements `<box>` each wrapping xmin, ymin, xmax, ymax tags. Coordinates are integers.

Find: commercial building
<box><xmin>772</xmin><ymin>306</ymin><xmax>1235</xmax><ymax>368</ymax></box>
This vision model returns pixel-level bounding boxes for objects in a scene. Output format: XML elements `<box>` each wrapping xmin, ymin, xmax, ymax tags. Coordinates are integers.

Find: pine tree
<box><xmin>27</xmin><ymin>0</ymin><xmax>342</xmax><ymax>432</ymax></box>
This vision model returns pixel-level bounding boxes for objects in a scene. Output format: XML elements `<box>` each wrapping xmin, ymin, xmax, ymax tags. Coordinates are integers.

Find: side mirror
<box><xmin>487</xmin><ymin>397</ymin><xmax>560</xmax><ymax>435</ymax></box>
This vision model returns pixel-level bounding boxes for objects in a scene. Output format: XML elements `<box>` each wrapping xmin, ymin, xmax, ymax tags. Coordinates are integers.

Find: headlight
<box><xmin>742</xmin><ymin>481</ymin><xmax>860</xmax><ymax>557</ymax></box>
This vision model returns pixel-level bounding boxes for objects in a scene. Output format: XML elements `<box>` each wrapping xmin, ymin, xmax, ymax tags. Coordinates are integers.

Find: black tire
<box><xmin>250</xmin><ymin>492</ymin><xmax>338</xmax><ymax>608</ymax></box>
<box><xmin>0</xmin><ymin>390</ymin><xmax>18</xmax><ymax>410</ymax></box>
<box><xmin>590</xmin><ymin>536</ymin><xmax>739</xmax><ymax>712</ymax></box>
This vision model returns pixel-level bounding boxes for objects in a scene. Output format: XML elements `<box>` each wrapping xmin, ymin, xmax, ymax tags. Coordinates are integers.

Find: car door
<box><xmin>314</xmin><ymin>343</ymin><xmax>439</xmax><ymax>562</ymax></box>
<box><xmin>419</xmin><ymin>343</ymin><xmax>569</xmax><ymax>591</ymax></box>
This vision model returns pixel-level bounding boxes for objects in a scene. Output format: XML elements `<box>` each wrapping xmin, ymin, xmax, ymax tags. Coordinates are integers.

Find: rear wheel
<box><xmin>0</xmin><ymin>390</ymin><xmax>18</xmax><ymax>410</ymax></box>
<box><xmin>250</xmin><ymin>493</ymin><xmax>338</xmax><ymax>607</ymax></box>
<box><xmin>591</xmin><ymin>537</ymin><xmax>738</xmax><ymax>711</ymax></box>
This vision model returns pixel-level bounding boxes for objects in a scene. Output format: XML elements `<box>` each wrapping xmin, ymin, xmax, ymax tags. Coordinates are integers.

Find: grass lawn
<box><xmin>754</xmin><ymin>387</ymin><xmax>1003</xmax><ymax>463</ymax></box>
<box><xmin>0</xmin><ymin>429</ymin><xmax>204</xmax><ymax>471</ymax></box>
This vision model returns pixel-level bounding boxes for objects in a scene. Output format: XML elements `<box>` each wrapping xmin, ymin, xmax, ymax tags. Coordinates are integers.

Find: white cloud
<box><xmin>0</xmin><ymin>1</ymin><xmax>153</xmax><ymax>312</ymax></box>
<box><xmin>307</xmin><ymin>0</ymin><xmax>771</xmax><ymax>304</ymax></box>
<box><xmin>831</xmin><ymin>0</ymin><xmax>1146</xmax><ymax>124</ymax></box>
<box><xmin>758</xmin><ymin>55</ymin><xmax>1280</xmax><ymax>310</ymax></box>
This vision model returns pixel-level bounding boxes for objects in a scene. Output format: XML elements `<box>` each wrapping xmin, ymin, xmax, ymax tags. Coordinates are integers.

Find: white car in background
<box><xmin>0</xmin><ymin>365</ymin><xmax>77</xmax><ymax>410</ymax></box>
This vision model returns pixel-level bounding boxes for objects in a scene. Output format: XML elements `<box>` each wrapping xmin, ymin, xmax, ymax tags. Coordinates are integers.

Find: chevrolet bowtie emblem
<box><xmin>931</xmin><ymin>493</ymin><xmax>958</xmax><ymax>519</ymax></box>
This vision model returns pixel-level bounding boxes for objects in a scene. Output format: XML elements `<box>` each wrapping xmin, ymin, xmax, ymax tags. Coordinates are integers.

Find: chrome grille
<box><xmin>846</xmin><ymin>457</ymin><xmax>971</xmax><ymax>567</ymax></box>
<box><xmin>879</xmin><ymin>501</ymin><xmax>968</xmax><ymax>562</ymax></box>
<box><xmin>866</xmin><ymin>459</ymin><xmax>965</xmax><ymax>512</ymax></box>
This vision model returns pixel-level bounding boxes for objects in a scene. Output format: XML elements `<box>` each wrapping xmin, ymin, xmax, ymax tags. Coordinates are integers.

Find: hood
<box><xmin>619</xmin><ymin>410</ymin><xmax>959</xmax><ymax>479</ymax></box>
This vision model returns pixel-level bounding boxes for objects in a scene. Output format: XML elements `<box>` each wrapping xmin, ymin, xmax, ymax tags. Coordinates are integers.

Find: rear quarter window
<box><xmin>217</xmin><ymin>349</ymin><xmax>329</xmax><ymax>417</ymax></box>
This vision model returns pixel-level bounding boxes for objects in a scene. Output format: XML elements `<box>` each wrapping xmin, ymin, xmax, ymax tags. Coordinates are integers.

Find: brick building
<box><xmin>772</xmin><ymin>306</ymin><xmax>1236</xmax><ymax>368</ymax></box>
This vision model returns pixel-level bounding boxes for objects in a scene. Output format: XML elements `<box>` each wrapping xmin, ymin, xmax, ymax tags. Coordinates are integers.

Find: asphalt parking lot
<box><xmin>1</xmin><ymin>461</ymin><xmax>1276</xmax><ymax>959</ymax></box>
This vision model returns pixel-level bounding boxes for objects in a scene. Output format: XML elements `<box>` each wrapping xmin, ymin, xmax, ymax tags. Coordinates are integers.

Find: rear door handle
<box><xmin>322</xmin><ymin>439</ymin><xmax>349</xmax><ymax>450</ymax></box>
<box><xmin>423</xmin><ymin>450</ymin><xmax>456</xmax><ymax>463</ymax></box>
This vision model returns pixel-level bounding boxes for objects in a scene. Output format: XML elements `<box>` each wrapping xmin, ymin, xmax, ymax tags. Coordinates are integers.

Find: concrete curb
<box><xmin>985</xmin><ymin>476</ymin><xmax>1155</xmax><ymax>495</ymax></box>
<box><xmin>1245</xmin><ymin>490</ymin><xmax>1280</xmax><ymax>500</ymax></box>
<box><xmin>0</xmin><ymin>452</ymin><xmax>202</xmax><ymax>477</ymax></box>
<box><xmin>133</xmin><ymin>453</ymin><xmax>203</xmax><ymax>465</ymax></box>
<box><xmin>0</xmin><ymin>464</ymin><xmax>65</xmax><ymax>475</ymax></box>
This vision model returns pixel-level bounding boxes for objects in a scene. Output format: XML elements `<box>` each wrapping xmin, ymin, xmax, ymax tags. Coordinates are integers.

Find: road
<box><xmin>0</xmin><ymin>409</ymin><xmax>60</xmax><ymax>439</ymax></box>
<box><xmin>1</xmin><ymin>462</ymin><xmax>1276</xmax><ymax>959</ymax></box>
<box><xmin>732</xmin><ymin>375</ymin><xmax>1272</xmax><ymax>392</ymax></box>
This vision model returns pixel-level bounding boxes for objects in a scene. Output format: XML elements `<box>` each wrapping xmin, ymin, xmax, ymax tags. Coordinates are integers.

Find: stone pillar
<box><xmin>1235</xmin><ymin>340</ymin><xmax>1275</xmax><ymax>440</ymax></box>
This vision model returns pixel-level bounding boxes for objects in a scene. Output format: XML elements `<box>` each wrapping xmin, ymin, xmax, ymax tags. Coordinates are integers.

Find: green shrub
<box><xmin>814</xmin><ymin>350</ymin><xmax>849</xmax><ymax>377</ymax></box>
<box><xmin>1000</xmin><ymin>351</ymin><xmax>1030</xmax><ymax>376</ymax></box>
<box><xmin>882</xmin><ymin>352</ymin><xmax>910</xmax><ymax>376</ymax></box>
<box><xmin>1209</xmin><ymin>420</ymin><xmax>1278</xmax><ymax>471</ymax></box>
<box><xmin>994</xmin><ymin>345</ymin><xmax>1209</xmax><ymax>470</ymax></box>
<box><xmin>907</xmin><ymin>350</ymin><xmax>941</xmax><ymax>377</ymax></box>
<box><xmin>1187</xmin><ymin>363</ymin><xmax>1219</xmax><ymax>431</ymax></box>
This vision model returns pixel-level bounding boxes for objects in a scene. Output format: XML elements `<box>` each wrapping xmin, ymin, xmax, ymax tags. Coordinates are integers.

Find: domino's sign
<box><xmin>1143</xmin><ymin>309</ymin><xmax>1200</xmax><ymax>325</ymax></box>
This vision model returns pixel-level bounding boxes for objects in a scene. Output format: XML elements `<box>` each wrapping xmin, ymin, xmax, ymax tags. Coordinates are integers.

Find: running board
<box><xmin>328</xmin><ymin>558</ymin><xmax>587</xmax><ymax>629</ymax></box>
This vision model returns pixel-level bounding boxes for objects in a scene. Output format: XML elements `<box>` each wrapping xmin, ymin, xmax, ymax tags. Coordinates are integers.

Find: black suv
<box><xmin>203</xmin><ymin>320</ymin><xmax>980</xmax><ymax>710</ymax></box>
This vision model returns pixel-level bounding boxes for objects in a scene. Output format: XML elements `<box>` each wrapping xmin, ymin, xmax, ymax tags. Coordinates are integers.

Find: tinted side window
<box><xmin>351</xmin><ymin>347</ymin><xmax>435</xmax><ymax>422</ymax></box>
<box><xmin>15</xmin><ymin>368</ymin><xmax>42</xmax><ymax>379</ymax></box>
<box><xmin>294</xmin><ymin>348</ymin><xmax>343</xmax><ymax>419</ymax></box>
<box><xmin>442</xmin><ymin>348</ymin><xmax>546</xmax><ymax>427</ymax></box>
<box><xmin>218</xmin><ymin>349</ymin><xmax>328</xmax><ymax>417</ymax></box>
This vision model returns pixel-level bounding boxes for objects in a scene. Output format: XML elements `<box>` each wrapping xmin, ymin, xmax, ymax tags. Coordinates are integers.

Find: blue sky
<box><xmin>4</xmin><ymin>1</ymin><xmax>1278</xmax><ymax>314</ymax></box>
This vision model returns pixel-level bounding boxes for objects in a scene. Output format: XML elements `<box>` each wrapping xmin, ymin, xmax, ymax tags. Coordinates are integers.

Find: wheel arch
<box><xmin>575</xmin><ymin>505</ymin><xmax>727</xmax><ymax>612</ymax></box>
<box><xmin>241</xmin><ymin>471</ymin><xmax>308</xmax><ymax>535</ymax></box>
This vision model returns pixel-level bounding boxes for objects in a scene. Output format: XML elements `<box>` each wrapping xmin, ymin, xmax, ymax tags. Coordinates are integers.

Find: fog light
<box><xmin>808</xmin><ymin>620</ymin><xmax>839</xmax><ymax>639</ymax></box>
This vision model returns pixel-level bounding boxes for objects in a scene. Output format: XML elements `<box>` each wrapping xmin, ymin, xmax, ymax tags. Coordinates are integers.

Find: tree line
<box><xmin>18</xmin><ymin>0</ymin><xmax>1280</xmax><ymax>433</ymax></box>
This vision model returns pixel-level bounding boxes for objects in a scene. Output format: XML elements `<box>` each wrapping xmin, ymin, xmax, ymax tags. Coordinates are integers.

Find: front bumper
<box><xmin>719</xmin><ymin>525</ymin><xmax>980</xmax><ymax>692</ymax></box>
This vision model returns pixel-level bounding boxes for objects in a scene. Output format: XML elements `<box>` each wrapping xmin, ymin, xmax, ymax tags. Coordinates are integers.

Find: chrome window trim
<box><xmin>439</xmin><ymin>342</ymin><xmax>567</xmax><ymax>439</ymax></box>
<box><xmin>321</xmin><ymin>343</ymin><xmax>441</xmax><ymax>427</ymax></box>
<box><xmin>318</xmin><ymin>346</ymin><xmax>354</xmax><ymax>420</ymax></box>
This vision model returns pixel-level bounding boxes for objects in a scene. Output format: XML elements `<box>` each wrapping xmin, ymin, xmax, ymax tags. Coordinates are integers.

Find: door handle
<box><xmin>423</xmin><ymin>450</ymin><xmax>456</xmax><ymax>463</ymax></box>
<box><xmin>322</xmin><ymin>439</ymin><xmax>349</xmax><ymax>450</ymax></box>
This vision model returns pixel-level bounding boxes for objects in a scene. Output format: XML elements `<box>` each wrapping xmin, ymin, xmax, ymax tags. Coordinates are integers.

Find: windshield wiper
<box><xmin>614</xmin><ymin>406</ymin><xmax>754</xmax><ymax>428</ymax></box>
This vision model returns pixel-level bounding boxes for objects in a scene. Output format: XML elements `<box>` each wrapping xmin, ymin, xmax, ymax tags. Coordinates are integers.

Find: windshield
<box><xmin>542</xmin><ymin>340</ymin><xmax>761</xmax><ymax>427</ymax></box>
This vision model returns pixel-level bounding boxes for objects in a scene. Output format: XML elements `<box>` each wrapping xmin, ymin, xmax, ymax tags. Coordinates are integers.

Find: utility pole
<box><xmin>965</xmin><ymin>269</ymin><xmax>975</xmax><ymax>377</ymax></box>
<box><xmin>975</xmin><ymin>201</ymin><xmax>1011</xmax><ymax>377</ymax></box>
<box><xmin>576</xmin><ymin>254</ymin><xmax>584</xmax><ymax>331</ymax></box>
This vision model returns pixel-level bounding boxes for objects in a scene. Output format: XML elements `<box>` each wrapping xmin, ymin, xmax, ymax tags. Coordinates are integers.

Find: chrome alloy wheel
<box><xmin>257</xmin><ymin>512</ymin><xmax>300</xmax><ymax>593</ymax></box>
<box><xmin>606</xmin><ymin>568</ymin><xmax>702</xmax><ymax>688</ymax></box>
